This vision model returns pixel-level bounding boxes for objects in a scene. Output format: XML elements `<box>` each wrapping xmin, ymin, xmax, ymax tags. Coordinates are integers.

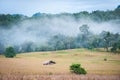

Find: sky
<box><xmin>0</xmin><ymin>0</ymin><xmax>120</xmax><ymax>16</ymax></box>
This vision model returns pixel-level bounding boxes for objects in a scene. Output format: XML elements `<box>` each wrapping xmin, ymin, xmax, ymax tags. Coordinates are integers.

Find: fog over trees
<box><xmin>0</xmin><ymin>5</ymin><xmax>120</xmax><ymax>53</ymax></box>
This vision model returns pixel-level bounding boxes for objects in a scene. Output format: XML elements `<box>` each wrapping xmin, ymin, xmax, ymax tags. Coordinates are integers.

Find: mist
<box><xmin>0</xmin><ymin>15</ymin><xmax>120</xmax><ymax>47</ymax></box>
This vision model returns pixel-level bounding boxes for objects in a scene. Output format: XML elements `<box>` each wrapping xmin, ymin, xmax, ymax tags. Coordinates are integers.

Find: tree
<box><xmin>111</xmin><ymin>43</ymin><xmax>117</xmax><ymax>53</ymax></box>
<box><xmin>48</xmin><ymin>34</ymin><xmax>66</xmax><ymax>50</ymax></box>
<box><xmin>102</xmin><ymin>31</ymin><xmax>112</xmax><ymax>51</ymax></box>
<box><xmin>111</xmin><ymin>40</ymin><xmax>120</xmax><ymax>53</ymax></box>
<box><xmin>4</xmin><ymin>46</ymin><xmax>16</xmax><ymax>58</ymax></box>
<box><xmin>114</xmin><ymin>5</ymin><xmax>120</xmax><ymax>19</ymax></box>
<box><xmin>118</xmin><ymin>40</ymin><xmax>120</xmax><ymax>50</ymax></box>
<box><xmin>0</xmin><ymin>14</ymin><xmax>25</xmax><ymax>28</ymax></box>
<box><xmin>20</xmin><ymin>41</ymin><xmax>35</xmax><ymax>52</ymax></box>
<box><xmin>79</xmin><ymin>24</ymin><xmax>92</xmax><ymax>48</ymax></box>
<box><xmin>79</xmin><ymin>24</ymin><xmax>89</xmax><ymax>35</ymax></box>
<box><xmin>0</xmin><ymin>42</ymin><xmax>5</xmax><ymax>54</ymax></box>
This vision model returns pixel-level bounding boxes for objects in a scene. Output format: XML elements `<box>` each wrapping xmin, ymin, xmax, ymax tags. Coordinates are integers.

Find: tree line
<box><xmin>0</xmin><ymin>5</ymin><xmax>120</xmax><ymax>28</ymax></box>
<box><xmin>37</xmin><ymin>24</ymin><xmax>120</xmax><ymax>53</ymax></box>
<box><xmin>0</xmin><ymin>5</ymin><xmax>120</xmax><ymax>54</ymax></box>
<box><xmin>1</xmin><ymin>24</ymin><xmax>120</xmax><ymax>54</ymax></box>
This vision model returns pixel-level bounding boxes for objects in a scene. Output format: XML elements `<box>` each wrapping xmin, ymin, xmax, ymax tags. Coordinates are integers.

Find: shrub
<box><xmin>48</xmin><ymin>72</ymin><xmax>53</xmax><ymax>75</ymax></box>
<box><xmin>70</xmin><ymin>64</ymin><xmax>87</xmax><ymax>74</ymax></box>
<box><xmin>4</xmin><ymin>46</ymin><xmax>16</xmax><ymax>58</ymax></box>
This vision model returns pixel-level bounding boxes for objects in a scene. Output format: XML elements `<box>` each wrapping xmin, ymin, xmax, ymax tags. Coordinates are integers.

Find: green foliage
<box><xmin>0</xmin><ymin>5</ymin><xmax>120</xmax><ymax>53</ymax></box>
<box><xmin>48</xmin><ymin>72</ymin><xmax>53</xmax><ymax>75</ymax></box>
<box><xmin>111</xmin><ymin>43</ymin><xmax>117</xmax><ymax>53</ymax></box>
<box><xmin>4</xmin><ymin>46</ymin><xmax>16</xmax><ymax>58</ymax></box>
<box><xmin>0</xmin><ymin>5</ymin><xmax>120</xmax><ymax>28</ymax></box>
<box><xmin>70</xmin><ymin>64</ymin><xmax>87</xmax><ymax>74</ymax></box>
<box><xmin>118</xmin><ymin>40</ymin><xmax>120</xmax><ymax>50</ymax></box>
<box><xmin>111</xmin><ymin>40</ymin><xmax>120</xmax><ymax>53</ymax></box>
<box><xmin>79</xmin><ymin>24</ymin><xmax>89</xmax><ymax>35</ymax></box>
<box><xmin>102</xmin><ymin>31</ymin><xmax>112</xmax><ymax>52</ymax></box>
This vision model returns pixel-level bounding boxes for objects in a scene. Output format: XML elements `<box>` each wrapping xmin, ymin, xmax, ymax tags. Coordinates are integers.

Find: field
<box><xmin>0</xmin><ymin>48</ymin><xmax>120</xmax><ymax>80</ymax></box>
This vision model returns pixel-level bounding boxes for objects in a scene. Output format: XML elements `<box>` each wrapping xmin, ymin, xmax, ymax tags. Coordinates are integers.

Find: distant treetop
<box><xmin>117</xmin><ymin>5</ymin><xmax>120</xmax><ymax>9</ymax></box>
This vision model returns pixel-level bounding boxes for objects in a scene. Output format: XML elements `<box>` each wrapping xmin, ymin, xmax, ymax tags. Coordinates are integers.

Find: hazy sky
<box><xmin>0</xmin><ymin>0</ymin><xmax>120</xmax><ymax>16</ymax></box>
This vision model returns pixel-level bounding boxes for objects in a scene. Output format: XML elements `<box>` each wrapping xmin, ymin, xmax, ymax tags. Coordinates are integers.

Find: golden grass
<box><xmin>0</xmin><ymin>48</ymin><xmax>120</xmax><ymax>75</ymax></box>
<box><xmin>0</xmin><ymin>74</ymin><xmax>120</xmax><ymax>80</ymax></box>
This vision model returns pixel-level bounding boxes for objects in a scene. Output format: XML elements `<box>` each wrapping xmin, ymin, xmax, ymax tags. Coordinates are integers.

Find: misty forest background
<box><xmin>0</xmin><ymin>5</ymin><xmax>120</xmax><ymax>54</ymax></box>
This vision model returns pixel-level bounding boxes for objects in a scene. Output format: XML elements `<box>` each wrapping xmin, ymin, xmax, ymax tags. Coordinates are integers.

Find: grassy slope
<box><xmin>0</xmin><ymin>48</ymin><xmax>120</xmax><ymax>75</ymax></box>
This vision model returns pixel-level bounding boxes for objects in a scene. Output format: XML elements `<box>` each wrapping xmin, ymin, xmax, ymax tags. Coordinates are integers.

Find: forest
<box><xmin>0</xmin><ymin>5</ymin><xmax>120</xmax><ymax>54</ymax></box>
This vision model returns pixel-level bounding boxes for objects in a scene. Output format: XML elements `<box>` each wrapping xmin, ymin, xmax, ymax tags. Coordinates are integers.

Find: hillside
<box><xmin>0</xmin><ymin>5</ymin><xmax>120</xmax><ymax>54</ymax></box>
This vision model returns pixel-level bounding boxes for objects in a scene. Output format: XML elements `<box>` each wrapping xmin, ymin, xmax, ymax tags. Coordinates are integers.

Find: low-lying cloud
<box><xmin>0</xmin><ymin>16</ymin><xmax>120</xmax><ymax>47</ymax></box>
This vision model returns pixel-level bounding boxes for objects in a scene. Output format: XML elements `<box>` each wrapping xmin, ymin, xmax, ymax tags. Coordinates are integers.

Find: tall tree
<box><xmin>103</xmin><ymin>32</ymin><xmax>112</xmax><ymax>51</ymax></box>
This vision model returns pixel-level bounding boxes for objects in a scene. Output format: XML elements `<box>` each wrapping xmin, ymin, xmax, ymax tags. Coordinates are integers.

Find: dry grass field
<box><xmin>0</xmin><ymin>48</ymin><xmax>120</xmax><ymax>80</ymax></box>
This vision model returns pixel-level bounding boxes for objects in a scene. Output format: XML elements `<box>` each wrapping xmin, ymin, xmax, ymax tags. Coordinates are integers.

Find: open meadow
<box><xmin>0</xmin><ymin>48</ymin><xmax>120</xmax><ymax>80</ymax></box>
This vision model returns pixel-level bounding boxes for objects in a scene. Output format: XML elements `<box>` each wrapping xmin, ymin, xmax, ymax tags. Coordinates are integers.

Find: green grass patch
<box><xmin>56</xmin><ymin>51</ymin><xmax>71</xmax><ymax>54</ymax></box>
<box><xmin>109</xmin><ymin>60</ymin><xmax>120</xmax><ymax>64</ymax></box>
<box><xmin>76</xmin><ymin>49</ymin><xmax>84</xmax><ymax>53</ymax></box>
<box><xmin>41</xmin><ymin>53</ymin><xmax>49</xmax><ymax>56</ymax></box>
<box><xmin>101</xmin><ymin>55</ymin><xmax>112</xmax><ymax>59</ymax></box>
